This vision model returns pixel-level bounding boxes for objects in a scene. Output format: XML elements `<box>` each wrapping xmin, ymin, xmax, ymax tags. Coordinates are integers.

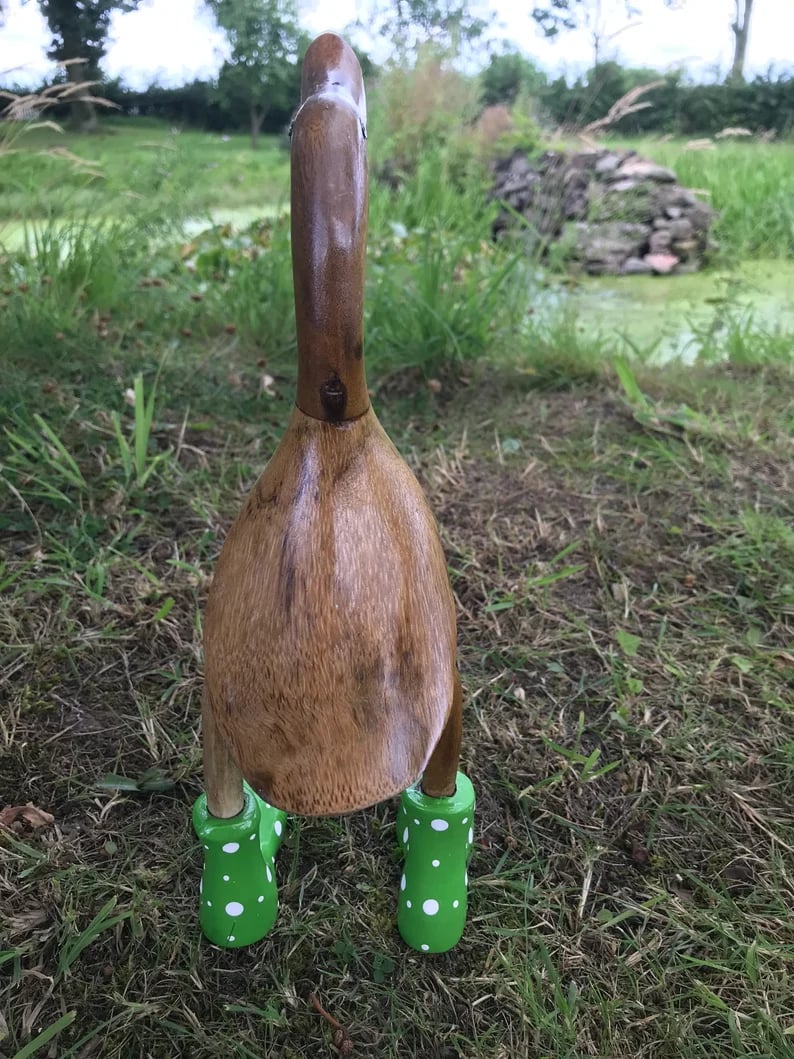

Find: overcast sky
<box><xmin>1</xmin><ymin>0</ymin><xmax>792</xmax><ymax>89</ymax></box>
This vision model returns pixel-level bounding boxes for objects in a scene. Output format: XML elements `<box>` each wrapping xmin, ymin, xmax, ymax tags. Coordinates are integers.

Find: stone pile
<box><xmin>491</xmin><ymin>148</ymin><xmax>718</xmax><ymax>275</ymax></box>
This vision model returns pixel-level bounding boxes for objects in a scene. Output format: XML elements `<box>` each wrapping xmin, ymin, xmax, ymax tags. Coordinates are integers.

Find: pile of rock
<box><xmin>491</xmin><ymin>148</ymin><xmax>718</xmax><ymax>275</ymax></box>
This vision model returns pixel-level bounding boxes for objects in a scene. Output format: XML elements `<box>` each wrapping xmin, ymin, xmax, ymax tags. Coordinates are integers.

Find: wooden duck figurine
<box><xmin>193</xmin><ymin>32</ymin><xmax>475</xmax><ymax>954</ymax></box>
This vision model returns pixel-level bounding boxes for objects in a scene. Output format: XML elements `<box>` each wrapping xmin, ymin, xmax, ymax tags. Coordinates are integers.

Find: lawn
<box><xmin>1</xmin><ymin>119</ymin><xmax>793</xmax><ymax>1058</ymax></box>
<box><xmin>0</xmin><ymin>118</ymin><xmax>290</xmax><ymax>224</ymax></box>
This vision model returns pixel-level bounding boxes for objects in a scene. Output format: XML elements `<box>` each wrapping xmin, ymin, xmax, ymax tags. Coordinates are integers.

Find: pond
<box><xmin>546</xmin><ymin>259</ymin><xmax>794</xmax><ymax>364</ymax></box>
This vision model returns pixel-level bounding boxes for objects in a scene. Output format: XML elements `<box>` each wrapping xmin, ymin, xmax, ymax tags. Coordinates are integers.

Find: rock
<box><xmin>621</xmin><ymin>256</ymin><xmax>654</xmax><ymax>275</ymax></box>
<box><xmin>564</xmin><ymin>189</ymin><xmax>589</xmax><ymax>220</ymax></box>
<box><xmin>660</xmin><ymin>186</ymin><xmax>699</xmax><ymax>209</ymax></box>
<box><xmin>613</xmin><ymin>159</ymin><xmax>676</xmax><ymax>183</ymax></box>
<box><xmin>671</xmin><ymin>239</ymin><xmax>699</xmax><ymax>260</ymax></box>
<box><xmin>489</xmin><ymin>147</ymin><xmax>718</xmax><ymax>276</ymax></box>
<box><xmin>649</xmin><ymin>229</ymin><xmax>673</xmax><ymax>253</ymax></box>
<box><xmin>609</xmin><ymin>178</ymin><xmax>641</xmax><ymax>193</ymax></box>
<box><xmin>644</xmin><ymin>252</ymin><xmax>680</xmax><ymax>274</ymax></box>
<box><xmin>595</xmin><ymin>152</ymin><xmax>624</xmax><ymax>175</ymax></box>
<box><xmin>669</xmin><ymin>218</ymin><xmax>694</xmax><ymax>240</ymax></box>
<box><xmin>687</xmin><ymin>204</ymin><xmax>716</xmax><ymax>232</ymax></box>
<box><xmin>576</xmin><ymin>221</ymin><xmax>649</xmax><ymax>273</ymax></box>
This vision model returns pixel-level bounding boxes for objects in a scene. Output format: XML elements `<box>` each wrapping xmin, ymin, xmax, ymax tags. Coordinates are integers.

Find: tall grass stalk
<box><xmin>110</xmin><ymin>372</ymin><xmax>172</xmax><ymax>489</ymax></box>
<box><xmin>366</xmin><ymin>224</ymin><xmax>527</xmax><ymax>374</ymax></box>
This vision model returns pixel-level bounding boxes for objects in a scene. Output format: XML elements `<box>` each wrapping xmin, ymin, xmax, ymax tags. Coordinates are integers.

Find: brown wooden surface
<box><xmin>202</xmin><ymin>688</ymin><xmax>244</xmax><ymax>818</ymax></box>
<box><xmin>202</xmin><ymin>33</ymin><xmax>461</xmax><ymax>816</ymax></box>
<box><xmin>291</xmin><ymin>33</ymin><xmax>369</xmax><ymax>423</ymax></box>
<box><xmin>420</xmin><ymin>671</ymin><xmax>463</xmax><ymax>798</ymax></box>
<box><xmin>203</xmin><ymin>407</ymin><xmax>458</xmax><ymax>815</ymax></box>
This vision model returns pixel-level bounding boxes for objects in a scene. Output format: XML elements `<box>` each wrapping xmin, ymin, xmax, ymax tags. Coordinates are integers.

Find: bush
<box><xmin>539</xmin><ymin>63</ymin><xmax>794</xmax><ymax>137</ymax></box>
<box><xmin>367</xmin><ymin>46</ymin><xmax>481</xmax><ymax>176</ymax></box>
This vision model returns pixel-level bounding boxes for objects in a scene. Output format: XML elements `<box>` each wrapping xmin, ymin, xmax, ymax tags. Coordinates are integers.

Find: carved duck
<box><xmin>193</xmin><ymin>32</ymin><xmax>475</xmax><ymax>954</ymax></box>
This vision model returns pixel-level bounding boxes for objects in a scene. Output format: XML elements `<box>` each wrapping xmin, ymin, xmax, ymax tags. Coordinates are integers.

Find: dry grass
<box><xmin>2</xmin><ymin>354</ymin><xmax>793</xmax><ymax>1057</ymax></box>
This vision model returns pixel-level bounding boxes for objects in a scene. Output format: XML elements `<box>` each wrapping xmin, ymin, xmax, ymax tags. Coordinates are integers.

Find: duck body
<box><xmin>203</xmin><ymin>406</ymin><xmax>458</xmax><ymax>815</ymax></box>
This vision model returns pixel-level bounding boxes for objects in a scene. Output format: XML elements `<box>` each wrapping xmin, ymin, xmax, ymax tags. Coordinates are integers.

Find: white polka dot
<box><xmin>207</xmin><ymin>901</ymin><xmax>212</xmax><ymax>907</ymax></box>
<box><xmin>432</xmin><ymin>859</ymin><xmax>440</xmax><ymax>867</ymax></box>
<box><xmin>203</xmin><ymin>844</ymin><xmax>209</xmax><ymax>850</ymax></box>
<box><xmin>465</xmin><ymin>872</ymin><xmax>469</xmax><ymax>885</ymax></box>
<box><xmin>266</xmin><ymin>865</ymin><xmax>272</xmax><ymax>883</ymax></box>
<box><xmin>421</xmin><ymin>944</ymin><xmax>429</xmax><ymax>951</ymax></box>
<box><xmin>414</xmin><ymin>819</ymin><xmax>420</xmax><ymax>826</ymax></box>
<box><xmin>222</xmin><ymin>842</ymin><xmax>240</xmax><ymax>854</ymax></box>
<box><xmin>400</xmin><ymin>874</ymin><xmax>406</xmax><ymax>891</ymax></box>
<box><xmin>423</xmin><ymin>899</ymin><xmax>439</xmax><ymax>916</ymax></box>
<box><xmin>453</xmin><ymin>899</ymin><xmax>459</xmax><ymax>908</ymax></box>
<box><xmin>225</xmin><ymin>901</ymin><xmax>244</xmax><ymax>917</ymax></box>
<box><xmin>468</xmin><ymin>828</ymin><xmax>473</xmax><ymax>845</ymax></box>
<box><xmin>228</xmin><ymin>935</ymin><xmax>235</xmax><ymax>942</ymax></box>
<box><xmin>430</xmin><ymin>819</ymin><xmax>449</xmax><ymax>832</ymax></box>
<box><xmin>406</xmin><ymin>900</ymin><xmax>412</xmax><ymax>908</ymax></box>
<box><xmin>199</xmin><ymin>879</ymin><xmax>203</xmax><ymax>894</ymax></box>
<box><xmin>222</xmin><ymin>875</ymin><xmax>230</xmax><ymax>882</ymax></box>
<box><xmin>258</xmin><ymin>895</ymin><xmax>264</xmax><ymax>903</ymax></box>
<box><xmin>249</xmin><ymin>834</ymin><xmax>256</xmax><ymax>841</ymax></box>
<box><xmin>462</xmin><ymin>818</ymin><xmax>468</xmax><ymax>825</ymax></box>
<box><xmin>274</xmin><ymin>820</ymin><xmax>283</xmax><ymax>837</ymax></box>
<box><xmin>402</xmin><ymin>827</ymin><xmax>409</xmax><ymax>844</ymax></box>
<box><xmin>402</xmin><ymin>805</ymin><xmax>407</xmax><ymax>815</ymax></box>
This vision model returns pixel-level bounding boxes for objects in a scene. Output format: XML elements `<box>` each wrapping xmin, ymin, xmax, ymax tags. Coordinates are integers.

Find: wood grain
<box><xmin>292</xmin><ymin>33</ymin><xmax>369</xmax><ymax>423</ymax></box>
<box><xmin>202</xmin><ymin>33</ymin><xmax>460</xmax><ymax>816</ymax></box>
<box><xmin>203</xmin><ymin>407</ymin><xmax>458</xmax><ymax>814</ymax></box>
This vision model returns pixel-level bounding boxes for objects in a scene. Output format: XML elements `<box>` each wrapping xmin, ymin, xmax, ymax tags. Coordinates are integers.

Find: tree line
<box><xmin>5</xmin><ymin>56</ymin><xmax>791</xmax><ymax>142</ymax></box>
<box><xmin>481</xmin><ymin>53</ymin><xmax>794</xmax><ymax>137</ymax></box>
<box><xmin>1</xmin><ymin>0</ymin><xmax>788</xmax><ymax>142</ymax></box>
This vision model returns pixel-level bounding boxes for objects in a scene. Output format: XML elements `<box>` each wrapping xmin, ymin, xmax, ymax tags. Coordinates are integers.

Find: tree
<box><xmin>480</xmin><ymin>48</ymin><xmax>547</xmax><ymax>106</ymax></box>
<box><xmin>729</xmin><ymin>0</ymin><xmax>755</xmax><ymax>83</ymax></box>
<box><xmin>387</xmin><ymin>0</ymin><xmax>488</xmax><ymax>46</ymax></box>
<box><xmin>206</xmin><ymin>0</ymin><xmax>303</xmax><ymax>149</ymax></box>
<box><xmin>37</xmin><ymin>1</ymin><xmax>141</xmax><ymax>129</ymax></box>
<box><xmin>531</xmin><ymin>1</ymin><xmax>757</xmax><ymax>83</ymax></box>
<box><xmin>531</xmin><ymin>0</ymin><xmax>676</xmax><ymax>39</ymax></box>
<box><xmin>360</xmin><ymin>0</ymin><xmax>491</xmax><ymax>57</ymax></box>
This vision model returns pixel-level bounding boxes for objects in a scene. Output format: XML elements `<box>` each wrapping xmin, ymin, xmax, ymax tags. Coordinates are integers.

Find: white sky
<box><xmin>1</xmin><ymin>0</ymin><xmax>792</xmax><ymax>89</ymax></box>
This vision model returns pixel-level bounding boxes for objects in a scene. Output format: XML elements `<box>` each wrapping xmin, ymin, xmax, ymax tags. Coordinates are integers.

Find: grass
<box><xmin>612</xmin><ymin>137</ymin><xmax>794</xmax><ymax>259</ymax></box>
<box><xmin>0</xmin><ymin>118</ymin><xmax>290</xmax><ymax>224</ymax></box>
<box><xmin>1</xmin><ymin>119</ymin><xmax>793</xmax><ymax>1058</ymax></box>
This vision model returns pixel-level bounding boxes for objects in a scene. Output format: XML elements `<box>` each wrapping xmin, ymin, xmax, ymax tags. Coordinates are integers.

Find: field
<box><xmin>1</xmin><ymin>119</ymin><xmax>793</xmax><ymax>1058</ymax></box>
<box><xmin>0</xmin><ymin>119</ymin><xmax>290</xmax><ymax>224</ymax></box>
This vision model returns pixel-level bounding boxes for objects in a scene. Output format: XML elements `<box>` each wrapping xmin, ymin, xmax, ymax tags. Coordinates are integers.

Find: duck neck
<box><xmin>290</xmin><ymin>35</ymin><xmax>369</xmax><ymax>423</ymax></box>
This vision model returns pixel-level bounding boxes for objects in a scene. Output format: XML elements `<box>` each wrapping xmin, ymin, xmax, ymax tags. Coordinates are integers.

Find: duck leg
<box><xmin>396</xmin><ymin>673</ymin><xmax>476</xmax><ymax>953</ymax></box>
<box><xmin>420</xmin><ymin>673</ymin><xmax>463</xmax><ymax>798</ymax></box>
<box><xmin>193</xmin><ymin>692</ymin><xmax>287</xmax><ymax>947</ymax></box>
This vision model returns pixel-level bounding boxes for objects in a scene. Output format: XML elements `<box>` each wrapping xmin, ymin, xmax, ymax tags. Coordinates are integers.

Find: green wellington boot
<box><xmin>193</xmin><ymin>782</ymin><xmax>287</xmax><ymax>948</ymax></box>
<box><xmin>396</xmin><ymin>771</ymin><xmax>475</xmax><ymax>953</ymax></box>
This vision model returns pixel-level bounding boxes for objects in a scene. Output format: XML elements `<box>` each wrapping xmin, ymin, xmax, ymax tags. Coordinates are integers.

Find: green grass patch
<box><xmin>2</xmin><ymin>353</ymin><xmax>793</xmax><ymax>1057</ymax></box>
<box><xmin>1</xmin><ymin>125</ymin><xmax>793</xmax><ymax>1058</ymax></box>
<box><xmin>614</xmin><ymin>137</ymin><xmax>794</xmax><ymax>259</ymax></box>
<box><xmin>0</xmin><ymin>118</ymin><xmax>290</xmax><ymax>224</ymax></box>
